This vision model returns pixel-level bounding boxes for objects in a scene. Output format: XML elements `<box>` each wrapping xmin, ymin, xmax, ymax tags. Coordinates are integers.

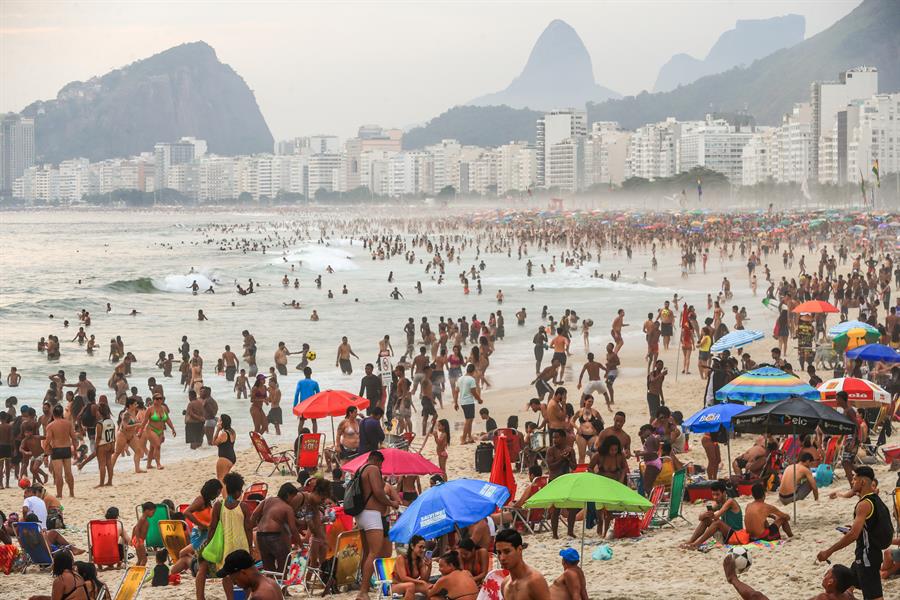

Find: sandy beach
<box><xmin>1</xmin><ymin>208</ymin><xmax>897</xmax><ymax>600</ymax></box>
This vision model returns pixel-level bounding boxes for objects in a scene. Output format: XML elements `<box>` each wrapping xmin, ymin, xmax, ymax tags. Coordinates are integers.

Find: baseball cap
<box><xmin>559</xmin><ymin>548</ymin><xmax>580</xmax><ymax>564</ymax></box>
<box><xmin>216</xmin><ymin>549</ymin><xmax>255</xmax><ymax>578</ymax></box>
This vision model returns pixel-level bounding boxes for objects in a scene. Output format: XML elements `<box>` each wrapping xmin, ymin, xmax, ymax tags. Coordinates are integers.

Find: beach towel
<box><xmin>698</xmin><ymin>538</ymin><xmax>784</xmax><ymax>553</ymax></box>
<box><xmin>477</xmin><ymin>569</ymin><xmax>509</xmax><ymax>600</ymax></box>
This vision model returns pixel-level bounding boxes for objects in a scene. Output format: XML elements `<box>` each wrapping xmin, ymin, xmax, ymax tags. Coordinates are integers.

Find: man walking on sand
<box><xmin>355</xmin><ymin>451</ymin><xmax>398</xmax><ymax>600</ymax></box>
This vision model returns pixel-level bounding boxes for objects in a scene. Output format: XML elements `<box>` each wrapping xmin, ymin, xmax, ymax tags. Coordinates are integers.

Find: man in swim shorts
<box><xmin>576</xmin><ymin>353</ymin><xmax>610</xmax><ymax>409</ymax></box>
<box><xmin>686</xmin><ymin>482</ymin><xmax>791</xmax><ymax>549</ymax></box>
<box><xmin>356</xmin><ymin>451</ymin><xmax>398</xmax><ymax>600</ymax></box>
<box><xmin>44</xmin><ymin>404</ymin><xmax>76</xmax><ymax>498</ymax></box>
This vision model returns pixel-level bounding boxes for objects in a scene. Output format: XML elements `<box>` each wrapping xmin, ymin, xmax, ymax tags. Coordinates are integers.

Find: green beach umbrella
<box><xmin>832</xmin><ymin>328</ymin><xmax>880</xmax><ymax>352</ymax></box>
<box><xmin>524</xmin><ymin>472</ymin><xmax>652</xmax><ymax>555</ymax></box>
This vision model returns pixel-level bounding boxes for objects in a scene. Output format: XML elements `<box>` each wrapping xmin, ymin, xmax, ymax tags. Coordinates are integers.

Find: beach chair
<box><xmin>134</xmin><ymin>503</ymin><xmax>170</xmax><ymax>550</ymax></box>
<box><xmin>110</xmin><ymin>565</ymin><xmax>147</xmax><ymax>600</ymax></box>
<box><xmin>242</xmin><ymin>483</ymin><xmax>269</xmax><ymax>515</ymax></box>
<box><xmin>298</xmin><ymin>433</ymin><xmax>326</xmax><ymax>471</ymax></box>
<box><xmin>373</xmin><ymin>556</ymin><xmax>396</xmax><ymax>600</ymax></box>
<box><xmin>894</xmin><ymin>487</ymin><xmax>900</xmax><ymax>530</ymax></box>
<box><xmin>823</xmin><ymin>436</ymin><xmax>842</xmax><ymax>468</ymax></box>
<box><xmin>158</xmin><ymin>520</ymin><xmax>188</xmax><ymax>563</ymax></box>
<box><xmin>492</xmin><ymin>429</ymin><xmax>523</xmax><ymax>468</ymax></box>
<box><xmin>654</xmin><ymin>457</ymin><xmax>675</xmax><ymax>491</ymax></box>
<box><xmin>15</xmin><ymin>521</ymin><xmax>59</xmax><ymax>572</ymax></box>
<box><xmin>250</xmin><ymin>431</ymin><xmax>296</xmax><ymax>476</ymax></box>
<box><xmin>653</xmin><ymin>468</ymin><xmax>689</xmax><ymax>527</ymax></box>
<box><xmin>88</xmin><ymin>519</ymin><xmax>125</xmax><ymax>568</ymax></box>
<box><xmin>507</xmin><ymin>475</ymin><xmax>550</xmax><ymax>534</ymax></box>
<box><xmin>639</xmin><ymin>486</ymin><xmax>665</xmax><ymax>532</ymax></box>
<box><xmin>259</xmin><ymin>548</ymin><xmax>311</xmax><ymax>596</ymax></box>
<box><xmin>321</xmin><ymin>529</ymin><xmax>363</xmax><ymax>595</ymax></box>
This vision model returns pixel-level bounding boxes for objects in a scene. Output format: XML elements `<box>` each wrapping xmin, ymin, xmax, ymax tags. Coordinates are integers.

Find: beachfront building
<box><xmin>546</xmin><ymin>138</ymin><xmax>583</xmax><ymax>193</ymax></box>
<box><xmin>626</xmin><ymin>118</ymin><xmax>678</xmax><ymax>180</ymax></box>
<box><xmin>306</xmin><ymin>152</ymin><xmax>342</xmax><ymax>197</ymax></box>
<box><xmin>844</xmin><ymin>93</ymin><xmax>900</xmax><ymax>185</ymax></box>
<box><xmin>741</xmin><ymin>128</ymin><xmax>778</xmax><ymax>186</ymax></box>
<box><xmin>536</xmin><ymin>109</ymin><xmax>587</xmax><ymax>188</ymax></box>
<box><xmin>343</xmin><ymin>126</ymin><xmax>403</xmax><ymax>191</ymax></box>
<box><xmin>425</xmin><ymin>139</ymin><xmax>462</xmax><ymax>194</ymax></box>
<box><xmin>810</xmin><ymin>67</ymin><xmax>878</xmax><ymax>181</ymax></box>
<box><xmin>154</xmin><ymin>139</ymin><xmax>197</xmax><ymax>193</ymax></box>
<box><xmin>676</xmin><ymin>116</ymin><xmax>753</xmax><ymax>183</ymax></box>
<box><xmin>0</xmin><ymin>113</ymin><xmax>35</xmax><ymax>193</ymax></box>
<box><xmin>12</xmin><ymin>164</ymin><xmax>57</xmax><ymax>202</ymax></box>
<box><xmin>584</xmin><ymin>122</ymin><xmax>630</xmax><ymax>188</ymax></box>
<box><xmin>497</xmin><ymin>142</ymin><xmax>537</xmax><ymax>196</ymax></box>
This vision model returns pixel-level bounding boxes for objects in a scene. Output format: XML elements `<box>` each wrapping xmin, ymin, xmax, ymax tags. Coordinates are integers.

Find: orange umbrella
<box><xmin>293</xmin><ymin>389</ymin><xmax>369</xmax><ymax>441</ymax></box>
<box><xmin>489</xmin><ymin>434</ymin><xmax>517</xmax><ymax>506</ymax></box>
<box><xmin>792</xmin><ymin>300</ymin><xmax>838</xmax><ymax>313</ymax></box>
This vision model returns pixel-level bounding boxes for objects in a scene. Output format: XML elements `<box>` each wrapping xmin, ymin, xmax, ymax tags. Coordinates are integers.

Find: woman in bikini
<box><xmin>588</xmin><ymin>435</ymin><xmax>627</xmax><ymax>537</ymax></box>
<box><xmin>433</xmin><ymin>419</ymin><xmax>450</xmax><ymax>476</ymax></box>
<box><xmin>140</xmin><ymin>393</ymin><xmax>175</xmax><ymax>470</ymax></box>
<box><xmin>457</xmin><ymin>538</ymin><xmax>489</xmax><ymax>585</ymax></box>
<box><xmin>28</xmin><ymin>549</ymin><xmax>90</xmax><ymax>600</ymax></box>
<box><xmin>213</xmin><ymin>414</ymin><xmax>237</xmax><ymax>482</ymax></box>
<box><xmin>392</xmin><ymin>534</ymin><xmax>432</xmax><ymax>600</ymax></box>
<box><xmin>447</xmin><ymin>346</ymin><xmax>464</xmax><ymax>391</ymax></box>
<box><xmin>572</xmin><ymin>396</ymin><xmax>603</xmax><ymax>463</ymax></box>
<box><xmin>427</xmin><ymin>550</ymin><xmax>478</xmax><ymax>600</ymax></box>
<box><xmin>331</xmin><ymin>406</ymin><xmax>360</xmax><ymax>468</ymax></box>
<box><xmin>249</xmin><ymin>375</ymin><xmax>267</xmax><ymax>434</ymax></box>
<box><xmin>701</xmin><ymin>426</ymin><xmax>723</xmax><ymax>480</ymax></box>
<box><xmin>112</xmin><ymin>397</ymin><xmax>144</xmax><ymax>473</ymax></box>
<box><xmin>170</xmin><ymin>479</ymin><xmax>222</xmax><ymax>577</ymax></box>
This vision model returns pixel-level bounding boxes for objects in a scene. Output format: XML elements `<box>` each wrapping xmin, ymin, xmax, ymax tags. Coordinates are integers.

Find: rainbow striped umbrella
<box><xmin>715</xmin><ymin>366</ymin><xmax>820</xmax><ymax>404</ymax></box>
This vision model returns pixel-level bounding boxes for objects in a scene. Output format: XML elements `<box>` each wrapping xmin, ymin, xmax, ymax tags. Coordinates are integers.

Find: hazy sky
<box><xmin>1</xmin><ymin>0</ymin><xmax>861</xmax><ymax>140</ymax></box>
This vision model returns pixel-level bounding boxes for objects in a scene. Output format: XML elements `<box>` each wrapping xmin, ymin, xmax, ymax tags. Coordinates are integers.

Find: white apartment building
<box><xmin>741</xmin><ymin>128</ymin><xmax>778</xmax><ymax>186</ymax></box>
<box><xmin>846</xmin><ymin>93</ymin><xmax>900</xmax><ymax>184</ymax></box>
<box><xmin>810</xmin><ymin>67</ymin><xmax>878</xmax><ymax>179</ymax></box>
<box><xmin>536</xmin><ymin>109</ymin><xmax>587</xmax><ymax>187</ymax></box>
<box><xmin>467</xmin><ymin>149</ymin><xmax>499</xmax><ymax>196</ymax></box>
<box><xmin>584</xmin><ymin>123</ymin><xmax>630</xmax><ymax>188</ymax></box>
<box><xmin>307</xmin><ymin>153</ymin><xmax>341</xmax><ymax>198</ymax></box>
<box><xmin>627</xmin><ymin>118</ymin><xmax>678</xmax><ymax>180</ymax></box>
<box><xmin>57</xmin><ymin>158</ymin><xmax>93</xmax><ymax>202</ymax></box>
<box><xmin>426</xmin><ymin>139</ymin><xmax>462</xmax><ymax>194</ymax></box>
<box><xmin>497</xmin><ymin>142</ymin><xmax>537</xmax><ymax>196</ymax></box>
<box><xmin>308</xmin><ymin>135</ymin><xmax>341</xmax><ymax>155</ymax></box>
<box><xmin>778</xmin><ymin>103</ymin><xmax>814</xmax><ymax>184</ymax></box>
<box><xmin>546</xmin><ymin>138</ymin><xmax>582</xmax><ymax>193</ymax></box>
<box><xmin>13</xmin><ymin>164</ymin><xmax>58</xmax><ymax>202</ymax></box>
<box><xmin>387</xmin><ymin>152</ymin><xmax>419</xmax><ymax>197</ymax></box>
<box><xmin>677</xmin><ymin>117</ymin><xmax>753</xmax><ymax>183</ymax></box>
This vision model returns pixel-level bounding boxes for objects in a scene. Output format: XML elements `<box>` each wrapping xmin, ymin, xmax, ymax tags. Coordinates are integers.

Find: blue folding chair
<box><xmin>16</xmin><ymin>521</ymin><xmax>66</xmax><ymax>573</ymax></box>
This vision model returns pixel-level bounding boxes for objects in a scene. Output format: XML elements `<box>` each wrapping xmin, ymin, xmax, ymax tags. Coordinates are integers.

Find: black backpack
<box><xmin>863</xmin><ymin>492</ymin><xmax>895</xmax><ymax>551</ymax></box>
<box><xmin>342</xmin><ymin>464</ymin><xmax>375</xmax><ymax>517</ymax></box>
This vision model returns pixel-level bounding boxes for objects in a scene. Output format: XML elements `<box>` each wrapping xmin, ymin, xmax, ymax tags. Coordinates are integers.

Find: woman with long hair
<box><xmin>447</xmin><ymin>345</ymin><xmax>464</xmax><ymax>391</ymax></box>
<box><xmin>112</xmin><ymin>397</ymin><xmax>144</xmax><ymax>473</ymax></box>
<box><xmin>775</xmin><ymin>309</ymin><xmax>790</xmax><ymax>355</ymax></box>
<box><xmin>171</xmin><ymin>478</ymin><xmax>223</xmax><ymax>578</ymax></box>
<box><xmin>213</xmin><ymin>414</ymin><xmax>237</xmax><ymax>481</ymax></box>
<box><xmin>27</xmin><ymin>549</ymin><xmax>89</xmax><ymax>600</ymax></box>
<box><xmin>94</xmin><ymin>403</ymin><xmax>116</xmax><ymax>487</ymax></box>
<box><xmin>391</xmin><ymin>534</ymin><xmax>432</xmax><ymax>600</ymax></box>
<box><xmin>249</xmin><ymin>374</ymin><xmax>267</xmax><ymax>434</ymax></box>
<box><xmin>428</xmin><ymin>550</ymin><xmax>478</xmax><ymax>600</ymax></box>
<box><xmin>140</xmin><ymin>393</ymin><xmax>175</xmax><ymax>470</ymax></box>
<box><xmin>433</xmin><ymin>419</ymin><xmax>450</xmax><ymax>476</ymax></box>
<box><xmin>589</xmin><ymin>434</ymin><xmax>627</xmax><ymax>537</ymax></box>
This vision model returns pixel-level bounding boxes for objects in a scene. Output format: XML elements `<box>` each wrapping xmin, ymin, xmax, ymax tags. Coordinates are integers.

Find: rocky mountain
<box><xmin>21</xmin><ymin>42</ymin><xmax>273</xmax><ymax>163</ymax></box>
<box><xmin>467</xmin><ymin>19</ymin><xmax>619</xmax><ymax>110</ymax></box>
<box><xmin>653</xmin><ymin>15</ymin><xmax>806</xmax><ymax>92</ymax></box>
<box><xmin>403</xmin><ymin>105</ymin><xmax>541</xmax><ymax>150</ymax></box>
<box><xmin>589</xmin><ymin>0</ymin><xmax>900</xmax><ymax>129</ymax></box>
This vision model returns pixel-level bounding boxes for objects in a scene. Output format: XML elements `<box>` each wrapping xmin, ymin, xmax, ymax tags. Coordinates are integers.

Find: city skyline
<box><xmin>1</xmin><ymin>0</ymin><xmax>860</xmax><ymax>139</ymax></box>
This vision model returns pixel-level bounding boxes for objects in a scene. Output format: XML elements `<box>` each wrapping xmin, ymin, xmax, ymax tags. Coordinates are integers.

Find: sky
<box><xmin>1</xmin><ymin>0</ymin><xmax>861</xmax><ymax>140</ymax></box>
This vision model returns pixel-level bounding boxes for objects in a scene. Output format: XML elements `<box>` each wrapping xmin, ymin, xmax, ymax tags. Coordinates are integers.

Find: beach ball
<box><xmin>17</xmin><ymin>478</ymin><xmax>30</xmax><ymax>489</ymax></box>
<box><xmin>729</xmin><ymin>547</ymin><xmax>752</xmax><ymax>573</ymax></box>
<box><xmin>306</xmin><ymin>351</ymin><xmax>317</xmax><ymax>362</ymax></box>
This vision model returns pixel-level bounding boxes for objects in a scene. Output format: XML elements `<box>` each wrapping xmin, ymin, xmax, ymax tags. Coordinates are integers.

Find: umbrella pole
<box><xmin>726</xmin><ymin>435</ymin><xmax>732</xmax><ymax>478</ymax></box>
<box><xmin>581</xmin><ymin>503</ymin><xmax>586</xmax><ymax>559</ymax></box>
<box><xmin>331</xmin><ymin>416</ymin><xmax>336</xmax><ymax>446</ymax></box>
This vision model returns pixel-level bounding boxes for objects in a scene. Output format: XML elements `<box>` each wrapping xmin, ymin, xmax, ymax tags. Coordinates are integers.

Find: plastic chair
<box><xmin>654</xmin><ymin>468</ymin><xmax>689</xmax><ymax>527</ymax></box>
<box><xmin>373</xmin><ymin>556</ymin><xmax>396</xmax><ymax>600</ymax></box>
<box><xmin>250</xmin><ymin>431</ymin><xmax>296</xmax><ymax>476</ymax></box>
<box><xmin>133</xmin><ymin>503</ymin><xmax>170</xmax><ymax>550</ymax></box>
<box><xmin>88</xmin><ymin>519</ymin><xmax>125</xmax><ymax>568</ymax></box>
<box><xmin>638</xmin><ymin>486</ymin><xmax>664</xmax><ymax>531</ymax></box>
<box><xmin>321</xmin><ymin>529</ymin><xmax>363</xmax><ymax>594</ymax></box>
<box><xmin>158</xmin><ymin>520</ymin><xmax>188</xmax><ymax>563</ymax></box>
<box><xmin>111</xmin><ymin>565</ymin><xmax>147</xmax><ymax>600</ymax></box>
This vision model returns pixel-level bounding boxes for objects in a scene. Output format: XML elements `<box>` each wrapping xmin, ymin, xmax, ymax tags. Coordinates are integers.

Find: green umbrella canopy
<box><xmin>523</xmin><ymin>472</ymin><xmax>652</xmax><ymax>511</ymax></box>
<box><xmin>832</xmin><ymin>329</ymin><xmax>881</xmax><ymax>351</ymax></box>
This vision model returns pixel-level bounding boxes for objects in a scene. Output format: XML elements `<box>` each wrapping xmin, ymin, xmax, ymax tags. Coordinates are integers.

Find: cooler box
<box><xmin>883</xmin><ymin>444</ymin><xmax>900</xmax><ymax>465</ymax></box>
<box><xmin>475</xmin><ymin>443</ymin><xmax>494</xmax><ymax>473</ymax></box>
<box><xmin>686</xmin><ymin>481</ymin><xmax>715</xmax><ymax>502</ymax></box>
<box><xmin>736</xmin><ymin>483</ymin><xmax>754</xmax><ymax>496</ymax></box>
<box><xmin>613</xmin><ymin>515</ymin><xmax>642</xmax><ymax>538</ymax></box>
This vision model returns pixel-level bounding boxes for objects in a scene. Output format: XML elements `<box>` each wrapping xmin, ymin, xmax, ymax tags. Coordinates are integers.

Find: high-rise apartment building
<box><xmin>536</xmin><ymin>109</ymin><xmax>587</xmax><ymax>187</ymax></box>
<box><xmin>0</xmin><ymin>114</ymin><xmax>35</xmax><ymax>192</ymax></box>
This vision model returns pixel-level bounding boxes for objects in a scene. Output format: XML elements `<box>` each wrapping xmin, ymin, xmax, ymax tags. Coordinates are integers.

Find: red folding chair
<box><xmin>249</xmin><ymin>432</ymin><xmax>296</xmax><ymax>476</ymax></box>
<box><xmin>297</xmin><ymin>433</ymin><xmax>326</xmax><ymax>471</ymax></box>
<box><xmin>88</xmin><ymin>519</ymin><xmax>125</xmax><ymax>568</ymax></box>
<box><xmin>639</xmin><ymin>486</ymin><xmax>665</xmax><ymax>531</ymax></box>
<box><xmin>492</xmin><ymin>428</ymin><xmax>523</xmax><ymax>468</ymax></box>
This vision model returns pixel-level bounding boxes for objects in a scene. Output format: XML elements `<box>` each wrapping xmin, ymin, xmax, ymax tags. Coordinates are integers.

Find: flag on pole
<box><xmin>697</xmin><ymin>177</ymin><xmax>702</xmax><ymax>201</ymax></box>
<box><xmin>872</xmin><ymin>159</ymin><xmax>880</xmax><ymax>187</ymax></box>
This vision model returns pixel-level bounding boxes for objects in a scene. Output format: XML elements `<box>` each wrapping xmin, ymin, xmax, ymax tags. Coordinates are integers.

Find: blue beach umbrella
<box><xmin>389</xmin><ymin>479</ymin><xmax>510</xmax><ymax>543</ymax></box>
<box><xmin>682</xmin><ymin>403</ymin><xmax>750</xmax><ymax>433</ymax></box>
<box><xmin>828</xmin><ymin>320</ymin><xmax>879</xmax><ymax>338</ymax></box>
<box><xmin>710</xmin><ymin>330</ymin><xmax>764</xmax><ymax>353</ymax></box>
<box><xmin>846</xmin><ymin>343</ymin><xmax>900</xmax><ymax>363</ymax></box>
<box><xmin>715</xmin><ymin>366</ymin><xmax>820</xmax><ymax>403</ymax></box>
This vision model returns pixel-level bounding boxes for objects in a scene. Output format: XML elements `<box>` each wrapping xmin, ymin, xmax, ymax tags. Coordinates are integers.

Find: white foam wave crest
<box><xmin>152</xmin><ymin>273</ymin><xmax>217</xmax><ymax>293</ymax></box>
<box><xmin>274</xmin><ymin>245</ymin><xmax>359</xmax><ymax>272</ymax></box>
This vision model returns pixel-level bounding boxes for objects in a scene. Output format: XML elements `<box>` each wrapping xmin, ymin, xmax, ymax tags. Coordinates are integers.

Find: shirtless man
<box><xmin>687</xmin><ymin>482</ymin><xmax>791</xmax><ymax>549</ymax></box>
<box><xmin>545</xmin><ymin>388</ymin><xmax>568</xmax><ymax>436</ymax></box>
<box><xmin>43</xmin><ymin>404</ymin><xmax>76</xmax><ymax>498</ymax></box>
<box><xmin>723</xmin><ymin>555</ymin><xmax>857</xmax><ymax>600</ymax></box>
<box><xmin>548</xmin><ymin>329</ymin><xmax>569</xmax><ymax>383</ymax></box>
<box><xmin>251</xmin><ymin>482</ymin><xmax>301</xmax><ymax>573</ymax></box>
<box><xmin>610</xmin><ymin>309</ymin><xmax>627</xmax><ymax>353</ymax></box>
<box><xmin>531</xmin><ymin>360</ymin><xmax>560</xmax><ymax>402</ymax></box>
<box><xmin>356</xmin><ymin>451</ymin><xmax>398</xmax><ymax>600</ymax></box>
<box><xmin>732</xmin><ymin>440</ymin><xmax>773</xmax><ymax>479</ymax></box>
<box><xmin>497</xmin><ymin>529</ymin><xmax>550</xmax><ymax>600</ymax></box>
<box><xmin>597</xmin><ymin>412</ymin><xmax>632</xmax><ymax>458</ymax></box>
<box><xmin>576</xmin><ymin>353</ymin><xmax>610</xmax><ymax>410</ymax></box>
<box><xmin>777</xmin><ymin>452</ymin><xmax>819</xmax><ymax>505</ymax></box>
<box><xmin>274</xmin><ymin>342</ymin><xmax>293</xmax><ymax>377</ymax></box>
<box><xmin>410</xmin><ymin>347</ymin><xmax>429</xmax><ymax>395</ymax></box>
<box><xmin>217</xmin><ymin>549</ymin><xmax>285</xmax><ymax>600</ymax></box>
<box><xmin>335</xmin><ymin>337</ymin><xmax>359</xmax><ymax>375</ymax></box>
<box><xmin>550</xmin><ymin>548</ymin><xmax>588</xmax><ymax>600</ymax></box>
<box><xmin>221</xmin><ymin>345</ymin><xmax>239</xmax><ymax>382</ymax></box>
<box><xmin>604</xmin><ymin>343</ymin><xmax>620</xmax><ymax>405</ymax></box>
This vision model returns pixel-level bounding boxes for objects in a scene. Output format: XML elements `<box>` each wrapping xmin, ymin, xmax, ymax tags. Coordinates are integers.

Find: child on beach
<box><xmin>234</xmin><ymin>369</ymin><xmax>249</xmax><ymax>399</ymax></box>
<box><xmin>0</xmin><ymin>413</ymin><xmax>12</xmax><ymax>488</ymax></box>
<box><xmin>151</xmin><ymin>549</ymin><xmax>170</xmax><ymax>586</ymax></box>
<box><xmin>19</xmin><ymin>421</ymin><xmax>47</xmax><ymax>485</ymax></box>
<box><xmin>133</xmin><ymin>501</ymin><xmax>156</xmax><ymax>566</ymax></box>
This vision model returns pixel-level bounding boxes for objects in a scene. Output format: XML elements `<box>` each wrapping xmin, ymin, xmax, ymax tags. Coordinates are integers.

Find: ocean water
<box><xmin>0</xmin><ymin>209</ymin><xmax>685</xmax><ymax>462</ymax></box>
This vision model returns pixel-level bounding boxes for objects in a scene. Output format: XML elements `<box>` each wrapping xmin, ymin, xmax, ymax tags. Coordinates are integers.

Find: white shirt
<box><xmin>23</xmin><ymin>496</ymin><xmax>48</xmax><ymax>530</ymax></box>
<box><xmin>457</xmin><ymin>375</ymin><xmax>477</xmax><ymax>406</ymax></box>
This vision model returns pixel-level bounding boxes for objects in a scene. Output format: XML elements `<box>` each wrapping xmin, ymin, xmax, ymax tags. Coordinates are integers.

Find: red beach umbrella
<box><xmin>292</xmin><ymin>389</ymin><xmax>369</xmax><ymax>418</ymax></box>
<box><xmin>489</xmin><ymin>433</ymin><xmax>517</xmax><ymax>506</ymax></box>
<box><xmin>792</xmin><ymin>300</ymin><xmax>839</xmax><ymax>314</ymax></box>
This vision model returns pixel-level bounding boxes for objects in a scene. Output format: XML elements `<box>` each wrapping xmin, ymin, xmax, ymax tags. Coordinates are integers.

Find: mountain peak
<box><xmin>467</xmin><ymin>19</ymin><xmax>619</xmax><ymax>111</ymax></box>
